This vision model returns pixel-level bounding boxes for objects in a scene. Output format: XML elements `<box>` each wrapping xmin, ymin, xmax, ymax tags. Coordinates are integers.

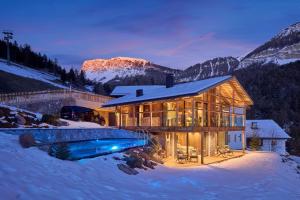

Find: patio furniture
<box><xmin>217</xmin><ymin>146</ymin><xmax>228</xmax><ymax>158</ymax></box>
<box><xmin>224</xmin><ymin>145</ymin><xmax>234</xmax><ymax>156</ymax></box>
<box><xmin>189</xmin><ymin>149</ymin><xmax>198</xmax><ymax>162</ymax></box>
<box><xmin>177</xmin><ymin>150</ymin><xmax>188</xmax><ymax>163</ymax></box>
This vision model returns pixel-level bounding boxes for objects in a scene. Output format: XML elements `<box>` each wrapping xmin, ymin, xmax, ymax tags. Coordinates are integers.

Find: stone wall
<box><xmin>1</xmin><ymin>128</ymin><xmax>145</xmax><ymax>144</ymax></box>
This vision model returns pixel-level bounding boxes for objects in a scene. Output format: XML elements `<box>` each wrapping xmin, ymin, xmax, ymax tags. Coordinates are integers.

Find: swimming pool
<box><xmin>49</xmin><ymin>138</ymin><xmax>147</xmax><ymax>160</ymax></box>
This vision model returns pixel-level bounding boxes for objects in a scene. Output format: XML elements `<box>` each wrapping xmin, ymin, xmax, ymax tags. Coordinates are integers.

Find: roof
<box><xmin>103</xmin><ymin>75</ymin><xmax>253</xmax><ymax>107</ymax></box>
<box><xmin>246</xmin><ymin>120</ymin><xmax>290</xmax><ymax>139</ymax></box>
<box><xmin>111</xmin><ymin>85</ymin><xmax>165</xmax><ymax>96</ymax></box>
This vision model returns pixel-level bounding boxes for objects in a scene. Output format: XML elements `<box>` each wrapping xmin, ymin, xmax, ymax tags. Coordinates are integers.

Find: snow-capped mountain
<box><xmin>82</xmin><ymin>22</ymin><xmax>300</xmax><ymax>83</ymax></box>
<box><xmin>178</xmin><ymin>57</ymin><xmax>239</xmax><ymax>82</ymax></box>
<box><xmin>239</xmin><ymin>22</ymin><xmax>300</xmax><ymax>68</ymax></box>
<box><xmin>82</xmin><ymin>57</ymin><xmax>179</xmax><ymax>83</ymax></box>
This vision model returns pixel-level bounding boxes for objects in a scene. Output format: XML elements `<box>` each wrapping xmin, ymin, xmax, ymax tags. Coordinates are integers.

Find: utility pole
<box><xmin>2</xmin><ymin>31</ymin><xmax>13</xmax><ymax>65</ymax></box>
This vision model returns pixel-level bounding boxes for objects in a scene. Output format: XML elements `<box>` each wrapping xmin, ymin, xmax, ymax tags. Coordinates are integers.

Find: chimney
<box><xmin>136</xmin><ymin>89</ymin><xmax>143</xmax><ymax>97</ymax></box>
<box><xmin>165</xmin><ymin>73</ymin><xmax>174</xmax><ymax>88</ymax></box>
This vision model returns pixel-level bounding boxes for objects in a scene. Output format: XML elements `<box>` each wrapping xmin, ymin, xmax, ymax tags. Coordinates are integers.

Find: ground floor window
<box><xmin>158</xmin><ymin>132</ymin><xmax>227</xmax><ymax>160</ymax></box>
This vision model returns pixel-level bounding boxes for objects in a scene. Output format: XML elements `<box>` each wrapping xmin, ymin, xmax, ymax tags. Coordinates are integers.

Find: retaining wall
<box><xmin>0</xmin><ymin>128</ymin><xmax>143</xmax><ymax>144</ymax></box>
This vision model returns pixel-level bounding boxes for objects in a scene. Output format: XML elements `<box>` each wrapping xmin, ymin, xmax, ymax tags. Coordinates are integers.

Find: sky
<box><xmin>1</xmin><ymin>0</ymin><xmax>300</xmax><ymax>70</ymax></box>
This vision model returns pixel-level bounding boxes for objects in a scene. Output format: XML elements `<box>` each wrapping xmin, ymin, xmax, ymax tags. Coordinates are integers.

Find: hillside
<box><xmin>234</xmin><ymin>61</ymin><xmax>300</xmax><ymax>155</ymax></box>
<box><xmin>240</xmin><ymin>22</ymin><xmax>300</xmax><ymax>68</ymax></box>
<box><xmin>0</xmin><ymin>70</ymin><xmax>59</xmax><ymax>93</ymax></box>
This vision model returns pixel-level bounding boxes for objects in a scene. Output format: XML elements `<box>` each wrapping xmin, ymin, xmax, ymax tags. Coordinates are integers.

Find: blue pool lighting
<box><xmin>111</xmin><ymin>145</ymin><xmax>119</xmax><ymax>150</ymax></box>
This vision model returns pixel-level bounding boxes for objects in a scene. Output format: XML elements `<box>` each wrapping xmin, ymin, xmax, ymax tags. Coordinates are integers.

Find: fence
<box><xmin>0</xmin><ymin>89</ymin><xmax>113</xmax><ymax>106</ymax></box>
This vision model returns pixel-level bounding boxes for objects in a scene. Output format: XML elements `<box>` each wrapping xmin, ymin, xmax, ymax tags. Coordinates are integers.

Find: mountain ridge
<box><xmin>81</xmin><ymin>22</ymin><xmax>300</xmax><ymax>83</ymax></box>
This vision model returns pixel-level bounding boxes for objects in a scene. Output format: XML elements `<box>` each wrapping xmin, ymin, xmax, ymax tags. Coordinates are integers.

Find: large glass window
<box><xmin>152</xmin><ymin>103</ymin><xmax>162</xmax><ymax>126</ymax></box>
<box><xmin>163</xmin><ymin>102</ymin><xmax>176</xmax><ymax>126</ymax></box>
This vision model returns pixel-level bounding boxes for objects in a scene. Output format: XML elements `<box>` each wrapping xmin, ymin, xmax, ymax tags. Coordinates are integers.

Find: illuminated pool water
<box><xmin>52</xmin><ymin>138</ymin><xmax>147</xmax><ymax>160</ymax></box>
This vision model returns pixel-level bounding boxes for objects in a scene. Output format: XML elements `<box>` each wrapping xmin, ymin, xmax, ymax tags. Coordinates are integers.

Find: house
<box><xmin>229</xmin><ymin>120</ymin><xmax>290</xmax><ymax>154</ymax></box>
<box><xmin>102</xmin><ymin>75</ymin><xmax>253</xmax><ymax>164</ymax></box>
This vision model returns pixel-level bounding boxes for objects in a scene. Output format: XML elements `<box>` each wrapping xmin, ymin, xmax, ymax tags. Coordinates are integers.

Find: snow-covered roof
<box><xmin>246</xmin><ymin>120</ymin><xmax>290</xmax><ymax>139</ymax></box>
<box><xmin>111</xmin><ymin>85</ymin><xmax>165</xmax><ymax>96</ymax></box>
<box><xmin>103</xmin><ymin>75</ymin><xmax>252</xmax><ymax>107</ymax></box>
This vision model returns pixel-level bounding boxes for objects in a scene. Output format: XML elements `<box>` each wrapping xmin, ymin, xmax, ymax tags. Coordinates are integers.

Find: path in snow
<box><xmin>0</xmin><ymin>133</ymin><xmax>299</xmax><ymax>200</ymax></box>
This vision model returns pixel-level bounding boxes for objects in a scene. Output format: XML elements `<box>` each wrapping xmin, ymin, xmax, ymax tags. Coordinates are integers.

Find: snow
<box><xmin>111</xmin><ymin>85</ymin><xmax>165</xmax><ymax>96</ymax></box>
<box><xmin>0</xmin><ymin>133</ymin><xmax>299</xmax><ymax>199</ymax></box>
<box><xmin>59</xmin><ymin>119</ymin><xmax>105</xmax><ymax>128</ymax></box>
<box><xmin>84</xmin><ymin>67</ymin><xmax>147</xmax><ymax>83</ymax></box>
<box><xmin>276</xmin><ymin>22</ymin><xmax>300</xmax><ymax>38</ymax></box>
<box><xmin>0</xmin><ymin>60</ymin><xmax>68</xmax><ymax>89</ymax></box>
<box><xmin>0</xmin><ymin>103</ymin><xmax>43</xmax><ymax>120</ymax></box>
<box><xmin>104</xmin><ymin>75</ymin><xmax>232</xmax><ymax>107</ymax></box>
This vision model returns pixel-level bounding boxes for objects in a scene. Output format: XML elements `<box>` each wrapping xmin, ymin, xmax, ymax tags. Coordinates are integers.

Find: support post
<box><xmin>200</xmin><ymin>132</ymin><xmax>204</xmax><ymax>164</ymax></box>
<box><xmin>242</xmin><ymin>129</ymin><xmax>246</xmax><ymax>153</ymax></box>
<box><xmin>192</xmin><ymin>97</ymin><xmax>195</xmax><ymax>127</ymax></box>
<box><xmin>150</xmin><ymin>103</ymin><xmax>152</xmax><ymax>127</ymax></box>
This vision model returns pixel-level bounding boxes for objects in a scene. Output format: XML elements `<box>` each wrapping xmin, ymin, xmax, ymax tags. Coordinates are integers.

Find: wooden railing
<box><xmin>0</xmin><ymin>89</ymin><xmax>113</xmax><ymax>105</ymax></box>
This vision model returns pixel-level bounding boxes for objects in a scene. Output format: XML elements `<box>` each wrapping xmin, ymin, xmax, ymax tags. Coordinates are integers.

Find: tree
<box><xmin>79</xmin><ymin>70</ymin><xmax>86</xmax><ymax>85</ymax></box>
<box><xmin>68</xmin><ymin>68</ymin><xmax>76</xmax><ymax>83</ymax></box>
<box><xmin>60</xmin><ymin>69</ymin><xmax>67</xmax><ymax>83</ymax></box>
<box><xmin>249</xmin><ymin>132</ymin><xmax>261</xmax><ymax>151</ymax></box>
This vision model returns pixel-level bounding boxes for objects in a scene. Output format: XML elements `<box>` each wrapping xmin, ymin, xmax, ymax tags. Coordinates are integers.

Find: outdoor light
<box><xmin>111</xmin><ymin>145</ymin><xmax>119</xmax><ymax>150</ymax></box>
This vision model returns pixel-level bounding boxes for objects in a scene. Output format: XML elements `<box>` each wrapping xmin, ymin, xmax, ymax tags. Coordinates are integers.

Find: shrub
<box><xmin>19</xmin><ymin>133</ymin><xmax>36</xmax><ymax>148</ymax></box>
<box><xmin>125</xmin><ymin>154</ymin><xmax>144</xmax><ymax>169</ymax></box>
<box><xmin>48</xmin><ymin>143</ymin><xmax>70</xmax><ymax>160</ymax></box>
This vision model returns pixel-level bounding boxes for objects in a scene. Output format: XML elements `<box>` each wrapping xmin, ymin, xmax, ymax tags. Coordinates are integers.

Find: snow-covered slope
<box><xmin>0</xmin><ymin>133</ymin><xmax>299</xmax><ymax>199</ymax></box>
<box><xmin>240</xmin><ymin>22</ymin><xmax>300</xmax><ymax>68</ymax></box>
<box><xmin>0</xmin><ymin>60</ymin><xmax>67</xmax><ymax>89</ymax></box>
<box><xmin>82</xmin><ymin>57</ymin><xmax>179</xmax><ymax>83</ymax></box>
<box><xmin>178</xmin><ymin>57</ymin><xmax>239</xmax><ymax>82</ymax></box>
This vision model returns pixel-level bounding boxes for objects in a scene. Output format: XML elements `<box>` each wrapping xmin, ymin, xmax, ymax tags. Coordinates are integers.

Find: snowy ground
<box><xmin>0</xmin><ymin>133</ymin><xmax>299</xmax><ymax>200</ymax></box>
<box><xmin>59</xmin><ymin>119</ymin><xmax>105</xmax><ymax>128</ymax></box>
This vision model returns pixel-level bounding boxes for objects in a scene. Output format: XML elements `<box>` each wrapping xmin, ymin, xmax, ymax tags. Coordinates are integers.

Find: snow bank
<box><xmin>0</xmin><ymin>133</ymin><xmax>299</xmax><ymax>199</ymax></box>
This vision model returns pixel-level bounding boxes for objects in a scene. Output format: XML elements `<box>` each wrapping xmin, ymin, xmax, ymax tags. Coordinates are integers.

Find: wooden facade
<box><xmin>109</xmin><ymin>77</ymin><xmax>252</xmax><ymax>164</ymax></box>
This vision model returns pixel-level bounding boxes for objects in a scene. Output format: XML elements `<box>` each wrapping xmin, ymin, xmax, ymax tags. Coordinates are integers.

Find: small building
<box><xmin>102</xmin><ymin>75</ymin><xmax>253</xmax><ymax>164</ymax></box>
<box><xmin>229</xmin><ymin>120</ymin><xmax>290</xmax><ymax>154</ymax></box>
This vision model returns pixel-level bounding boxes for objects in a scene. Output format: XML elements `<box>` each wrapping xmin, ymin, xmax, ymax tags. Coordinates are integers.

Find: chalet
<box><xmin>102</xmin><ymin>75</ymin><xmax>253</xmax><ymax>164</ymax></box>
<box><xmin>229</xmin><ymin>120</ymin><xmax>290</xmax><ymax>154</ymax></box>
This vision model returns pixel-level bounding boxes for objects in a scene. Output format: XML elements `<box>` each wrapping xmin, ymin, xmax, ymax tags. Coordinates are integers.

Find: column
<box><xmin>200</xmin><ymin>132</ymin><xmax>204</xmax><ymax>164</ymax></box>
<box><xmin>242</xmin><ymin>129</ymin><xmax>246</xmax><ymax>153</ymax></box>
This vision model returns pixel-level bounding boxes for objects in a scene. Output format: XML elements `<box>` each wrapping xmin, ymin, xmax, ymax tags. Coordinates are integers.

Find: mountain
<box><xmin>82</xmin><ymin>57</ymin><xmax>180</xmax><ymax>83</ymax></box>
<box><xmin>177</xmin><ymin>57</ymin><xmax>239</xmax><ymax>82</ymax></box>
<box><xmin>240</xmin><ymin>22</ymin><xmax>300</xmax><ymax>68</ymax></box>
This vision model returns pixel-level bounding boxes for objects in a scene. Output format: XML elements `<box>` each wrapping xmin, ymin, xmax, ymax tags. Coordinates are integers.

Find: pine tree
<box><xmin>249</xmin><ymin>132</ymin><xmax>261</xmax><ymax>151</ymax></box>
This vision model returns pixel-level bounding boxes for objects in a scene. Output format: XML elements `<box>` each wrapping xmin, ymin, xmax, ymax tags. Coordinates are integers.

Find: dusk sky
<box><xmin>1</xmin><ymin>0</ymin><xmax>300</xmax><ymax>70</ymax></box>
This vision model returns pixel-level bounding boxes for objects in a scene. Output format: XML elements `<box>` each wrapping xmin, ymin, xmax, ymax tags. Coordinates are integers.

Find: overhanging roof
<box><xmin>102</xmin><ymin>75</ymin><xmax>253</xmax><ymax>107</ymax></box>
